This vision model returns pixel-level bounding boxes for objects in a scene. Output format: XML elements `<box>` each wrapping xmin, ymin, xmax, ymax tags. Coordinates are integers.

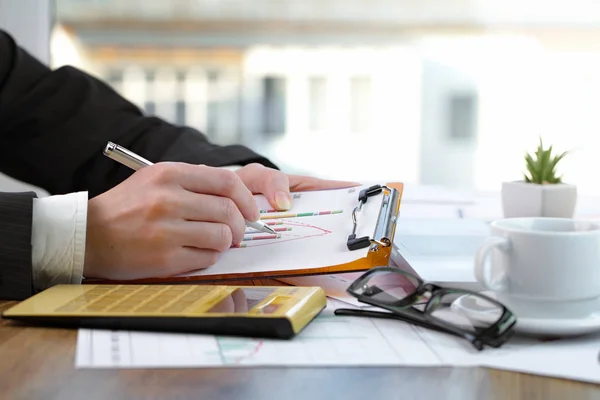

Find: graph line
<box><xmin>230</xmin><ymin>221</ymin><xmax>333</xmax><ymax>249</ymax></box>
<box><xmin>216</xmin><ymin>338</ymin><xmax>264</xmax><ymax>365</ymax></box>
<box><xmin>245</xmin><ymin>227</ymin><xmax>292</xmax><ymax>234</ymax></box>
<box><xmin>260</xmin><ymin>210</ymin><xmax>343</xmax><ymax>220</ymax></box>
<box><xmin>242</xmin><ymin>234</ymin><xmax>282</xmax><ymax>241</ymax></box>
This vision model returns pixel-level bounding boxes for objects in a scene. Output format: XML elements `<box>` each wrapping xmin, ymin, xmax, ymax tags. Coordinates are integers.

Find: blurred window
<box><xmin>263</xmin><ymin>76</ymin><xmax>286</xmax><ymax>137</ymax></box>
<box><xmin>51</xmin><ymin>0</ymin><xmax>600</xmax><ymax>194</ymax></box>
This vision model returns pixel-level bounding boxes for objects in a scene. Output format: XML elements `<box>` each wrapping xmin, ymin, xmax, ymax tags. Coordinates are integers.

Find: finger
<box><xmin>176</xmin><ymin>221</ymin><xmax>238</xmax><ymax>252</ymax></box>
<box><xmin>234</xmin><ymin>163</ymin><xmax>268</xmax><ymax>193</ymax></box>
<box><xmin>175</xmin><ymin>193</ymin><xmax>246</xmax><ymax>244</ymax></box>
<box><xmin>259</xmin><ymin>168</ymin><xmax>292</xmax><ymax>211</ymax></box>
<box><xmin>287</xmin><ymin>175</ymin><xmax>360</xmax><ymax>192</ymax></box>
<box><xmin>235</xmin><ymin>163</ymin><xmax>292</xmax><ymax>211</ymax></box>
<box><xmin>166</xmin><ymin>247</ymin><xmax>221</xmax><ymax>276</ymax></box>
<box><xmin>172</xmin><ymin>163</ymin><xmax>260</xmax><ymax>221</ymax></box>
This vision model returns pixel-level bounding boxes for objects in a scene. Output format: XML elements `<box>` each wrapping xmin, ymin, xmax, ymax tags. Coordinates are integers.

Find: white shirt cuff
<box><xmin>31</xmin><ymin>192</ymin><xmax>88</xmax><ymax>291</ymax></box>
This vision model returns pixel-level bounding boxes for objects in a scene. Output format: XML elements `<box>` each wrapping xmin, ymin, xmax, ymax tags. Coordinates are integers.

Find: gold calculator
<box><xmin>2</xmin><ymin>284</ymin><xmax>326</xmax><ymax>339</ymax></box>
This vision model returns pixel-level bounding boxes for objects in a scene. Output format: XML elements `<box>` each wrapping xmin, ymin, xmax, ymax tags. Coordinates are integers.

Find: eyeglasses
<box><xmin>334</xmin><ymin>267</ymin><xmax>517</xmax><ymax>350</ymax></box>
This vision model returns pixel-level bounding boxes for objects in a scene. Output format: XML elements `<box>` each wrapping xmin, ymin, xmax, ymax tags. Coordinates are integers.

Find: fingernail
<box><xmin>275</xmin><ymin>191</ymin><xmax>292</xmax><ymax>210</ymax></box>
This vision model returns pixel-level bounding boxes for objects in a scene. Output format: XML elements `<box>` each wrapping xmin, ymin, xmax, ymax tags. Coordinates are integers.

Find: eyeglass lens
<box><xmin>357</xmin><ymin>270</ymin><xmax>505</xmax><ymax>334</ymax></box>
<box><xmin>426</xmin><ymin>291</ymin><xmax>504</xmax><ymax>335</ymax></box>
<box><xmin>354</xmin><ymin>270</ymin><xmax>421</xmax><ymax>305</ymax></box>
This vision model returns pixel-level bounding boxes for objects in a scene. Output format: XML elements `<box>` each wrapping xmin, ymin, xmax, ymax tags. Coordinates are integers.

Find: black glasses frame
<box><xmin>334</xmin><ymin>267</ymin><xmax>517</xmax><ymax>351</ymax></box>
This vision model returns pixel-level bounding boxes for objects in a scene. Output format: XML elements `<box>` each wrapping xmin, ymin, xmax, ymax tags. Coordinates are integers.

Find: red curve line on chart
<box><xmin>233</xmin><ymin>220</ymin><xmax>332</xmax><ymax>248</ymax></box>
<box><xmin>232</xmin><ymin>340</ymin><xmax>264</xmax><ymax>365</ymax></box>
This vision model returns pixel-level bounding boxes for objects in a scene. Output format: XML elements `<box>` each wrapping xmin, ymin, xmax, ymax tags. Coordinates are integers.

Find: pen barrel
<box><xmin>247</xmin><ymin>220</ymin><xmax>276</xmax><ymax>234</ymax></box>
<box><xmin>104</xmin><ymin>142</ymin><xmax>154</xmax><ymax>170</ymax></box>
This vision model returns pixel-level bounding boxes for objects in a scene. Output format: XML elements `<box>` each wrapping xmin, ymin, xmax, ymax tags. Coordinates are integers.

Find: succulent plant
<box><xmin>524</xmin><ymin>138</ymin><xmax>568</xmax><ymax>184</ymax></box>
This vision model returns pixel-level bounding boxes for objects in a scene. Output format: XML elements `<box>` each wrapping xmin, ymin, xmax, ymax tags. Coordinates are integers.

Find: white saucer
<box><xmin>452</xmin><ymin>291</ymin><xmax>600</xmax><ymax>337</ymax></box>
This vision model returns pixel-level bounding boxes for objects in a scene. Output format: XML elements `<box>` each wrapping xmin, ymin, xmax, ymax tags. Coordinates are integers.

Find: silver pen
<box><xmin>103</xmin><ymin>141</ymin><xmax>277</xmax><ymax>235</ymax></box>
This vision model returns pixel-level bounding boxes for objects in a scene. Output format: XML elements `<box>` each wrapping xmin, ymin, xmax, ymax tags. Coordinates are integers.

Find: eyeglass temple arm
<box><xmin>334</xmin><ymin>308</ymin><xmax>459</xmax><ymax>337</ymax></box>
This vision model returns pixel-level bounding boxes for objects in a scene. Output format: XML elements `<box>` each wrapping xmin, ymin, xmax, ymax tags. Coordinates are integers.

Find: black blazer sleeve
<box><xmin>0</xmin><ymin>192</ymin><xmax>35</xmax><ymax>300</ymax></box>
<box><xmin>0</xmin><ymin>30</ymin><xmax>277</xmax><ymax>198</ymax></box>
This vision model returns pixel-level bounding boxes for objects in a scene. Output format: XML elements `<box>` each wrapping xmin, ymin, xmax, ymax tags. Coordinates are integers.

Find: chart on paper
<box><xmin>177</xmin><ymin>185</ymin><xmax>381</xmax><ymax>278</ymax></box>
<box><xmin>232</xmin><ymin>208</ymin><xmax>343</xmax><ymax>248</ymax></box>
<box><xmin>75</xmin><ymin>301</ymin><xmax>441</xmax><ymax>368</ymax></box>
<box><xmin>75</xmin><ymin>299</ymin><xmax>600</xmax><ymax>385</ymax></box>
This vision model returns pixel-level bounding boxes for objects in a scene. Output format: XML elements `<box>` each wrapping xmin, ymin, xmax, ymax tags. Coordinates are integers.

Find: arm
<box><xmin>0</xmin><ymin>30</ymin><xmax>276</xmax><ymax>198</ymax></box>
<box><xmin>31</xmin><ymin>192</ymin><xmax>87</xmax><ymax>293</ymax></box>
<box><xmin>0</xmin><ymin>30</ymin><xmax>355</xmax><ymax>297</ymax></box>
<box><xmin>0</xmin><ymin>190</ymin><xmax>88</xmax><ymax>300</ymax></box>
<box><xmin>0</xmin><ymin>192</ymin><xmax>35</xmax><ymax>300</ymax></box>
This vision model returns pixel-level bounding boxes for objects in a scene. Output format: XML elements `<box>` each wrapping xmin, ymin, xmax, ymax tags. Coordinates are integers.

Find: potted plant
<box><xmin>501</xmin><ymin>138</ymin><xmax>577</xmax><ymax>218</ymax></box>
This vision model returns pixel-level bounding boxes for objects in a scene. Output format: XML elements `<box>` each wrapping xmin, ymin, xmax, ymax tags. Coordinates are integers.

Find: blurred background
<box><xmin>3</xmin><ymin>0</ymin><xmax>600</xmax><ymax>196</ymax></box>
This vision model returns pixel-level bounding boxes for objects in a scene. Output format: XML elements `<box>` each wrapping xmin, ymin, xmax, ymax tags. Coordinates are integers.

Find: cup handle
<box><xmin>474</xmin><ymin>236</ymin><xmax>510</xmax><ymax>291</ymax></box>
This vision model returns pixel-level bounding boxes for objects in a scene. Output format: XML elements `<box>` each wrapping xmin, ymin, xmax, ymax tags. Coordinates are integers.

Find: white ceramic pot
<box><xmin>501</xmin><ymin>181</ymin><xmax>577</xmax><ymax>218</ymax></box>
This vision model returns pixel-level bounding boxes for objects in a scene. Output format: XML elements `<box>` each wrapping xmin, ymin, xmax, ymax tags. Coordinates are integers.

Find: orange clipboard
<box><xmin>88</xmin><ymin>182</ymin><xmax>403</xmax><ymax>285</ymax></box>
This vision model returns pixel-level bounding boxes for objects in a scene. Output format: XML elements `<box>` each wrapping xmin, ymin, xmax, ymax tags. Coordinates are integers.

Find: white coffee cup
<box><xmin>474</xmin><ymin>217</ymin><xmax>600</xmax><ymax>318</ymax></box>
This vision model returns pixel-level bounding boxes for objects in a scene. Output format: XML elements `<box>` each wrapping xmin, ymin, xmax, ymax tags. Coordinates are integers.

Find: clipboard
<box><xmin>88</xmin><ymin>182</ymin><xmax>403</xmax><ymax>284</ymax></box>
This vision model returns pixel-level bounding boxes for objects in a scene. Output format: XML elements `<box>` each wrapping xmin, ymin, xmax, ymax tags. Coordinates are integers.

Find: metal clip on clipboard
<box><xmin>347</xmin><ymin>184</ymin><xmax>400</xmax><ymax>251</ymax></box>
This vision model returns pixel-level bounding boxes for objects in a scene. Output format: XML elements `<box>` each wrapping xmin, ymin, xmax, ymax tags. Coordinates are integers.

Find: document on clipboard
<box><xmin>106</xmin><ymin>182</ymin><xmax>402</xmax><ymax>284</ymax></box>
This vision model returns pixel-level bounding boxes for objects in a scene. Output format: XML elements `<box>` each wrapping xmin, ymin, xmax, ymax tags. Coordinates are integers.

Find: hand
<box><xmin>83</xmin><ymin>162</ymin><xmax>260</xmax><ymax>280</ymax></box>
<box><xmin>234</xmin><ymin>163</ymin><xmax>359</xmax><ymax>210</ymax></box>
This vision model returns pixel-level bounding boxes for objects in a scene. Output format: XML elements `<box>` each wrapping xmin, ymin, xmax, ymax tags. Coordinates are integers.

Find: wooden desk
<box><xmin>0</xmin><ymin>300</ymin><xmax>598</xmax><ymax>400</ymax></box>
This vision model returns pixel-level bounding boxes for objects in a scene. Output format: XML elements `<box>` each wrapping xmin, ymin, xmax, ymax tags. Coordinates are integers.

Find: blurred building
<box><xmin>51</xmin><ymin>0</ymin><xmax>600</xmax><ymax>193</ymax></box>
